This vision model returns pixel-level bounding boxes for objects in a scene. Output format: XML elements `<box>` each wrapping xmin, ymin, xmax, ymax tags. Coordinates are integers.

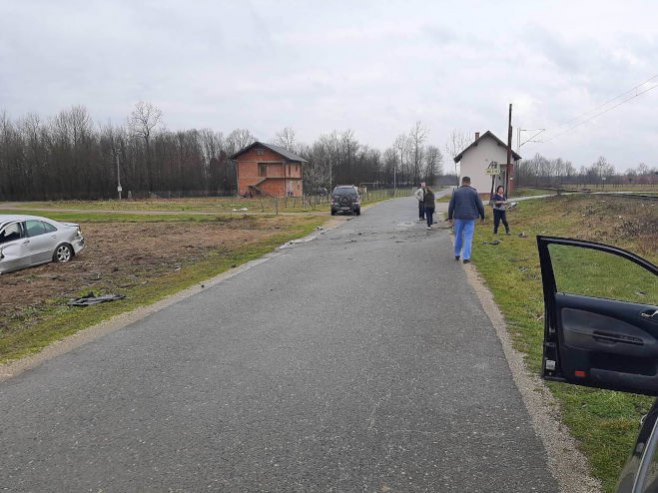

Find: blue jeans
<box><xmin>454</xmin><ymin>219</ymin><xmax>475</xmax><ymax>260</ymax></box>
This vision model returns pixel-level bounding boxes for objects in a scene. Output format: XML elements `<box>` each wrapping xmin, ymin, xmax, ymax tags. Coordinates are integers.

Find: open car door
<box><xmin>538</xmin><ymin>236</ymin><xmax>658</xmax><ymax>396</ymax></box>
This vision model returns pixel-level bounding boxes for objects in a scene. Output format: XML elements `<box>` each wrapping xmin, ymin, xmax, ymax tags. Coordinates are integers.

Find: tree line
<box><xmin>516</xmin><ymin>153</ymin><xmax>658</xmax><ymax>188</ymax></box>
<box><xmin>0</xmin><ymin>103</ymin><xmax>448</xmax><ymax>200</ymax></box>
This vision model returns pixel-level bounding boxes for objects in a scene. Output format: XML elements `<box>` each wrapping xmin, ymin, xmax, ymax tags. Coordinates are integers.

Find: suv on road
<box><xmin>331</xmin><ymin>185</ymin><xmax>361</xmax><ymax>216</ymax></box>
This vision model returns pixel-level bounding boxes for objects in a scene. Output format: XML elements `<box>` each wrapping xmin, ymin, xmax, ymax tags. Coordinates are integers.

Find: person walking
<box><xmin>423</xmin><ymin>186</ymin><xmax>436</xmax><ymax>229</ymax></box>
<box><xmin>447</xmin><ymin>176</ymin><xmax>485</xmax><ymax>264</ymax></box>
<box><xmin>492</xmin><ymin>185</ymin><xmax>510</xmax><ymax>235</ymax></box>
<box><xmin>414</xmin><ymin>182</ymin><xmax>426</xmax><ymax>221</ymax></box>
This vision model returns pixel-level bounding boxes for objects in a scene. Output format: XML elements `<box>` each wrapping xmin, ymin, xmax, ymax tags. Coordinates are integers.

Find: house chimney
<box><xmin>475</xmin><ymin>132</ymin><xmax>480</xmax><ymax>141</ymax></box>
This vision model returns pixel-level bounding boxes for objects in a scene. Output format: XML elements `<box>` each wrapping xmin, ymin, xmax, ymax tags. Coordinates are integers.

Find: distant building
<box><xmin>231</xmin><ymin>142</ymin><xmax>306</xmax><ymax>198</ymax></box>
<box><xmin>453</xmin><ymin>131</ymin><xmax>521</xmax><ymax>196</ymax></box>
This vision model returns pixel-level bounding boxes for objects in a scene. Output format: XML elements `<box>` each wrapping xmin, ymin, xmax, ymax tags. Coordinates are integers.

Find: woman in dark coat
<box><xmin>492</xmin><ymin>185</ymin><xmax>510</xmax><ymax>234</ymax></box>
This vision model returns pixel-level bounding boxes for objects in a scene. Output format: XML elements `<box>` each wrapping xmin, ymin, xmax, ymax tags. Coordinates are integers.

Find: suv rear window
<box><xmin>333</xmin><ymin>188</ymin><xmax>357</xmax><ymax>196</ymax></box>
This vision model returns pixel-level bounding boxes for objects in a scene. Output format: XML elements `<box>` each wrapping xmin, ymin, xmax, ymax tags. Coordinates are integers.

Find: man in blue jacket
<box><xmin>447</xmin><ymin>176</ymin><xmax>485</xmax><ymax>264</ymax></box>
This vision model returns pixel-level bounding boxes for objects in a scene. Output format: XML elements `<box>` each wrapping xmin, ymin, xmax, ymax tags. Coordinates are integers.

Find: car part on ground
<box><xmin>67</xmin><ymin>292</ymin><xmax>125</xmax><ymax>307</ymax></box>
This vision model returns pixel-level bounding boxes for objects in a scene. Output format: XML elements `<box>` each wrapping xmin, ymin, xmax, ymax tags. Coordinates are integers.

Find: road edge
<box><xmin>463</xmin><ymin>264</ymin><xmax>602</xmax><ymax>493</ymax></box>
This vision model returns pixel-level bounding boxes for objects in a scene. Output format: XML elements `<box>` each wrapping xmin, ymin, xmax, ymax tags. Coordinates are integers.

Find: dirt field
<box><xmin>0</xmin><ymin>217</ymin><xmax>286</xmax><ymax>333</ymax></box>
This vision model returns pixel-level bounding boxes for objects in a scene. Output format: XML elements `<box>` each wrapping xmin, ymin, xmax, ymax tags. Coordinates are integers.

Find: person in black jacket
<box><xmin>492</xmin><ymin>185</ymin><xmax>510</xmax><ymax>235</ymax></box>
<box><xmin>423</xmin><ymin>186</ymin><xmax>436</xmax><ymax>229</ymax></box>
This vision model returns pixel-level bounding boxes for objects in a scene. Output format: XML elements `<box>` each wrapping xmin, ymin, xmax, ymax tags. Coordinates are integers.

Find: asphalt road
<box><xmin>0</xmin><ymin>197</ymin><xmax>558</xmax><ymax>492</ymax></box>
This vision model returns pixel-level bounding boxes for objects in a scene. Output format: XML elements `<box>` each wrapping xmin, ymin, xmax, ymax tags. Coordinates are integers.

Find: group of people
<box><xmin>413</xmin><ymin>182</ymin><xmax>436</xmax><ymax>229</ymax></box>
<box><xmin>414</xmin><ymin>177</ymin><xmax>511</xmax><ymax>264</ymax></box>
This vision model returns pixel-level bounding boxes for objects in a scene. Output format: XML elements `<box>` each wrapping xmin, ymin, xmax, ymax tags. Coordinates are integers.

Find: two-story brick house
<box><xmin>231</xmin><ymin>142</ymin><xmax>306</xmax><ymax>198</ymax></box>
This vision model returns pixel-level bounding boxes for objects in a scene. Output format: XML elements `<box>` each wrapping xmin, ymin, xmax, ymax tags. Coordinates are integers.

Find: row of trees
<box><xmin>0</xmin><ymin>103</ymin><xmax>448</xmax><ymax>200</ymax></box>
<box><xmin>516</xmin><ymin>153</ymin><xmax>658</xmax><ymax>188</ymax></box>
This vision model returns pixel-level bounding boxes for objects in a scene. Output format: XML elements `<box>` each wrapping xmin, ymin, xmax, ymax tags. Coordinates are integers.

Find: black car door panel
<box><xmin>538</xmin><ymin>236</ymin><xmax>658</xmax><ymax>396</ymax></box>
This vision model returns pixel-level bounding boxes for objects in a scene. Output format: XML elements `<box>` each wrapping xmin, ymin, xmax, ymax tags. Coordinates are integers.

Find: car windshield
<box><xmin>333</xmin><ymin>188</ymin><xmax>356</xmax><ymax>196</ymax></box>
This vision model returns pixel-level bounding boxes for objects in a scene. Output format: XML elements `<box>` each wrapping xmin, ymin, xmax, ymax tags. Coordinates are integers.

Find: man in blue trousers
<box><xmin>447</xmin><ymin>176</ymin><xmax>485</xmax><ymax>264</ymax></box>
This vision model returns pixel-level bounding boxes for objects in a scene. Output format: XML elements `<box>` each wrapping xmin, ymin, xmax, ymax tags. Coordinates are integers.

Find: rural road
<box><xmin>0</xmin><ymin>197</ymin><xmax>558</xmax><ymax>492</ymax></box>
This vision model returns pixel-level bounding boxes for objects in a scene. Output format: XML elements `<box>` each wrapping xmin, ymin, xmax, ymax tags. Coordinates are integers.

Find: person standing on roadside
<box><xmin>414</xmin><ymin>182</ymin><xmax>426</xmax><ymax>221</ymax></box>
<box><xmin>447</xmin><ymin>176</ymin><xmax>485</xmax><ymax>264</ymax></box>
<box><xmin>492</xmin><ymin>185</ymin><xmax>510</xmax><ymax>235</ymax></box>
<box><xmin>423</xmin><ymin>186</ymin><xmax>436</xmax><ymax>229</ymax></box>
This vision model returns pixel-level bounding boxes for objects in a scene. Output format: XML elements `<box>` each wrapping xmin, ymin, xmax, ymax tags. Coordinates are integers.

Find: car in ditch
<box><xmin>330</xmin><ymin>185</ymin><xmax>361</xmax><ymax>216</ymax></box>
<box><xmin>537</xmin><ymin>236</ymin><xmax>658</xmax><ymax>492</ymax></box>
<box><xmin>0</xmin><ymin>214</ymin><xmax>85</xmax><ymax>274</ymax></box>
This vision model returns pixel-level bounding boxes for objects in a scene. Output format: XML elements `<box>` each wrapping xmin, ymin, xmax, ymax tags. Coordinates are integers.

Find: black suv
<box><xmin>330</xmin><ymin>185</ymin><xmax>361</xmax><ymax>216</ymax></box>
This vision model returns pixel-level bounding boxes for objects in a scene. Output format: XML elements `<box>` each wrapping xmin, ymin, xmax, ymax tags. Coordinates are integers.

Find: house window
<box><xmin>259</xmin><ymin>164</ymin><xmax>267</xmax><ymax>177</ymax></box>
<box><xmin>256</xmin><ymin>149</ymin><xmax>264</xmax><ymax>156</ymax></box>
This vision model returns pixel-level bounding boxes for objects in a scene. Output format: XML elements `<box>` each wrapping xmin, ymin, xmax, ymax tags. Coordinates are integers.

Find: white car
<box><xmin>0</xmin><ymin>214</ymin><xmax>85</xmax><ymax>274</ymax></box>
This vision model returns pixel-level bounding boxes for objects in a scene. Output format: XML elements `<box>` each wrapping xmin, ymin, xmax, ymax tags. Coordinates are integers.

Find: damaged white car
<box><xmin>0</xmin><ymin>215</ymin><xmax>85</xmax><ymax>274</ymax></box>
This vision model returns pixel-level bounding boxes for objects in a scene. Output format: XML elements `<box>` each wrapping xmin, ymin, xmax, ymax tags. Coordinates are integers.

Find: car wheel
<box><xmin>53</xmin><ymin>244</ymin><xmax>73</xmax><ymax>263</ymax></box>
<box><xmin>331</xmin><ymin>209</ymin><xmax>337</xmax><ymax>216</ymax></box>
<box><xmin>355</xmin><ymin>208</ymin><xmax>361</xmax><ymax>216</ymax></box>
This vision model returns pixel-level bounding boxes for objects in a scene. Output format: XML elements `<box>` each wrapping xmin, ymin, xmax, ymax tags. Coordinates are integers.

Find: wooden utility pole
<box><xmin>506</xmin><ymin>103</ymin><xmax>513</xmax><ymax>194</ymax></box>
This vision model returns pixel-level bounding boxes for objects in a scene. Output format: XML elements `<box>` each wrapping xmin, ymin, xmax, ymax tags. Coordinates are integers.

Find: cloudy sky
<box><xmin>1</xmin><ymin>0</ymin><xmax>657</xmax><ymax>171</ymax></box>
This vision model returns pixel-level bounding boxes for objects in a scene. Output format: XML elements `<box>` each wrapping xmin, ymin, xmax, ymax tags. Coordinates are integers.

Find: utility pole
<box><xmin>506</xmin><ymin>103</ymin><xmax>513</xmax><ymax>194</ymax></box>
<box><xmin>116</xmin><ymin>154</ymin><xmax>122</xmax><ymax>200</ymax></box>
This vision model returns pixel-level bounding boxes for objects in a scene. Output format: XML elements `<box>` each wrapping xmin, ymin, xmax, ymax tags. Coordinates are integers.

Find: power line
<box><xmin>542</xmin><ymin>81</ymin><xmax>658</xmax><ymax>143</ymax></box>
<box><xmin>558</xmin><ymin>74</ymin><xmax>658</xmax><ymax>128</ymax></box>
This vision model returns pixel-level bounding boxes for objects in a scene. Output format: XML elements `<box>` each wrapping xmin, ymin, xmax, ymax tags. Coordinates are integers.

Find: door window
<box><xmin>26</xmin><ymin>220</ymin><xmax>47</xmax><ymax>237</ymax></box>
<box><xmin>548</xmin><ymin>243</ymin><xmax>658</xmax><ymax>304</ymax></box>
<box><xmin>0</xmin><ymin>222</ymin><xmax>25</xmax><ymax>244</ymax></box>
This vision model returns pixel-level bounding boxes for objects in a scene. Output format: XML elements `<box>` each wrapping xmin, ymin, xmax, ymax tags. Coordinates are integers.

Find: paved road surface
<box><xmin>1</xmin><ymin>197</ymin><xmax>558</xmax><ymax>492</ymax></box>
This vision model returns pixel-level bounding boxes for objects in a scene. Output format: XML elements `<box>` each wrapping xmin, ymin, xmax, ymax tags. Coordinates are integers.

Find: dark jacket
<box><xmin>448</xmin><ymin>186</ymin><xmax>485</xmax><ymax>220</ymax></box>
<box><xmin>423</xmin><ymin>189</ymin><xmax>435</xmax><ymax>209</ymax></box>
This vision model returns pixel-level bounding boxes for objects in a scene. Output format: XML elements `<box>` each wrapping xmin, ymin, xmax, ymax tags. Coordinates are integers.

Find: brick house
<box><xmin>231</xmin><ymin>142</ymin><xmax>306</xmax><ymax>198</ymax></box>
<box><xmin>453</xmin><ymin>131</ymin><xmax>522</xmax><ymax>196</ymax></box>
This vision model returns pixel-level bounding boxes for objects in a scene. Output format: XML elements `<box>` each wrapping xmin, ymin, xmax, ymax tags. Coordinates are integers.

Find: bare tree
<box><xmin>393</xmin><ymin>134</ymin><xmax>410</xmax><ymax>186</ymax></box>
<box><xmin>424</xmin><ymin>145</ymin><xmax>443</xmax><ymax>185</ymax></box>
<box><xmin>226</xmin><ymin>128</ymin><xmax>255</xmax><ymax>155</ymax></box>
<box><xmin>273</xmin><ymin>127</ymin><xmax>297</xmax><ymax>152</ymax></box>
<box><xmin>408</xmin><ymin>121</ymin><xmax>428</xmax><ymax>185</ymax></box>
<box><xmin>127</xmin><ymin>101</ymin><xmax>163</xmax><ymax>191</ymax></box>
<box><xmin>444</xmin><ymin>129</ymin><xmax>471</xmax><ymax>178</ymax></box>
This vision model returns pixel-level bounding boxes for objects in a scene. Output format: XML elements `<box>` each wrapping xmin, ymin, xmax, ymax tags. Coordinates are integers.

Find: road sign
<box><xmin>485</xmin><ymin>161</ymin><xmax>500</xmax><ymax>176</ymax></box>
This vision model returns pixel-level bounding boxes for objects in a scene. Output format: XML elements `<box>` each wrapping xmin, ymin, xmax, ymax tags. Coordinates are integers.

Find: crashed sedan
<box><xmin>0</xmin><ymin>214</ymin><xmax>85</xmax><ymax>274</ymax></box>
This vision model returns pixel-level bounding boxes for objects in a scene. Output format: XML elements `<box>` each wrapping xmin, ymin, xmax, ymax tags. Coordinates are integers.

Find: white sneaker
<box><xmin>426</xmin><ymin>225</ymin><xmax>431</xmax><ymax>230</ymax></box>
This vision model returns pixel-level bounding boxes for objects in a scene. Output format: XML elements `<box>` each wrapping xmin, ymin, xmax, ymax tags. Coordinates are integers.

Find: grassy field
<box><xmin>3</xmin><ymin>189</ymin><xmax>407</xmax><ymax>215</ymax></box>
<box><xmin>470</xmin><ymin>194</ymin><xmax>658</xmax><ymax>492</ymax></box>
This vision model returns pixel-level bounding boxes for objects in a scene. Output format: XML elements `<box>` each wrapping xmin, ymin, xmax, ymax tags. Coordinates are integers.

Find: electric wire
<box><xmin>542</xmin><ymin>81</ymin><xmax>658</xmax><ymax>143</ymax></box>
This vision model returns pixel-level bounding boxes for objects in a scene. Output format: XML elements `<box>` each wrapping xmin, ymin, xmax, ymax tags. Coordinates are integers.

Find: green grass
<box><xmin>471</xmin><ymin>195</ymin><xmax>658</xmax><ymax>492</ymax></box>
<box><xmin>0</xmin><ymin>216</ymin><xmax>324</xmax><ymax>363</ymax></box>
<box><xmin>2</xmin><ymin>190</ymin><xmax>401</xmax><ymax>216</ymax></box>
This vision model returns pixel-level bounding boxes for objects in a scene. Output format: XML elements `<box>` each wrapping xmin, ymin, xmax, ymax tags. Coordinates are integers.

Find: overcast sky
<box><xmin>1</xmin><ymin>0</ymin><xmax>657</xmax><ymax>171</ymax></box>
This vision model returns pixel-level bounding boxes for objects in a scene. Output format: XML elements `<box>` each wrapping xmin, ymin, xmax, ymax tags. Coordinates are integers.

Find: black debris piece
<box><xmin>67</xmin><ymin>292</ymin><xmax>125</xmax><ymax>307</ymax></box>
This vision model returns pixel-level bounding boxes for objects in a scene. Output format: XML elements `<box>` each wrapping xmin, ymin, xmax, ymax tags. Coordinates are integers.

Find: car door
<box><xmin>25</xmin><ymin>219</ymin><xmax>57</xmax><ymax>264</ymax></box>
<box><xmin>0</xmin><ymin>221</ymin><xmax>29</xmax><ymax>273</ymax></box>
<box><xmin>537</xmin><ymin>236</ymin><xmax>658</xmax><ymax>396</ymax></box>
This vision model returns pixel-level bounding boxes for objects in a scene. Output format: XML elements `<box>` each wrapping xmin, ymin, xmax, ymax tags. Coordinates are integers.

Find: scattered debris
<box><xmin>482</xmin><ymin>240</ymin><xmax>501</xmax><ymax>246</ymax></box>
<box><xmin>518</xmin><ymin>232</ymin><xmax>528</xmax><ymax>238</ymax></box>
<box><xmin>67</xmin><ymin>292</ymin><xmax>125</xmax><ymax>307</ymax></box>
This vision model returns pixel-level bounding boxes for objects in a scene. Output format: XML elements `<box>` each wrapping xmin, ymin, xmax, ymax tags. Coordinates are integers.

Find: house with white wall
<box><xmin>453</xmin><ymin>131</ymin><xmax>521</xmax><ymax>197</ymax></box>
